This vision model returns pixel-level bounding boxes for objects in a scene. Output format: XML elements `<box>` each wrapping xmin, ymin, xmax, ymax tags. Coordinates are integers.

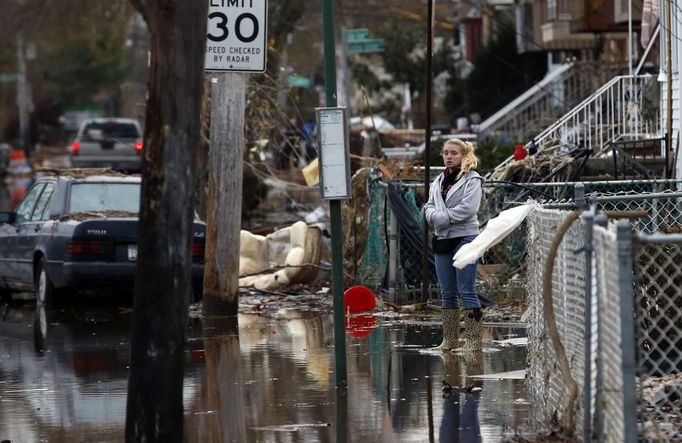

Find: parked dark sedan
<box><xmin>0</xmin><ymin>169</ymin><xmax>205</xmax><ymax>303</ymax></box>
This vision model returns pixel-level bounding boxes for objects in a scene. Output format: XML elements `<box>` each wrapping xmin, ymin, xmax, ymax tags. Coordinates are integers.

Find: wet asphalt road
<box><xmin>0</xmin><ymin>296</ymin><xmax>529</xmax><ymax>443</ymax></box>
<box><xmin>0</xmin><ymin>175</ymin><xmax>530</xmax><ymax>442</ymax></box>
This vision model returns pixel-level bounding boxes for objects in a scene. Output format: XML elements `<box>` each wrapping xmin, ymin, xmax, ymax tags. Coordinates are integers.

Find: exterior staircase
<box><xmin>488</xmin><ymin>74</ymin><xmax>667</xmax><ymax>182</ymax></box>
<box><xmin>474</xmin><ymin>61</ymin><xmax>627</xmax><ymax>144</ymax></box>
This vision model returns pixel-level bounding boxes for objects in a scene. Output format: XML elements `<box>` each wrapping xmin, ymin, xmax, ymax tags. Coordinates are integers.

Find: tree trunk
<box><xmin>125</xmin><ymin>1</ymin><xmax>208</xmax><ymax>441</ymax></box>
<box><xmin>202</xmin><ymin>73</ymin><xmax>245</xmax><ymax>317</ymax></box>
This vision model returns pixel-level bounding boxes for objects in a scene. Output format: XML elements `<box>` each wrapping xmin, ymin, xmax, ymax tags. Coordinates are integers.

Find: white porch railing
<box><xmin>475</xmin><ymin>62</ymin><xmax>626</xmax><ymax>143</ymax></box>
<box><xmin>474</xmin><ymin>62</ymin><xmax>575</xmax><ymax>138</ymax></box>
<box><xmin>488</xmin><ymin>74</ymin><xmax>661</xmax><ymax>179</ymax></box>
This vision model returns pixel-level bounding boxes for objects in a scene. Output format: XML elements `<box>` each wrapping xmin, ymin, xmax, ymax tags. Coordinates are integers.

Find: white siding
<box><xmin>661</xmin><ymin>0</ymin><xmax>682</xmax><ymax>177</ymax></box>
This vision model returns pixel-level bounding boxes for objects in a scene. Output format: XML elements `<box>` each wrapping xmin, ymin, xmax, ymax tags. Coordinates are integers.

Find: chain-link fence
<box><xmin>354</xmin><ymin>176</ymin><xmax>682</xmax><ymax>439</ymax></box>
<box><xmin>593</xmin><ymin>221</ymin><xmax>633</xmax><ymax>443</ymax></box>
<box><xmin>482</xmin><ymin>179</ymin><xmax>682</xmax><ymax>272</ymax></box>
<box><xmin>356</xmin><ymin>177</ymin><xmax>682</xmax><ymax>304</ymax></box>
<box><xmin>525</xmin><ymin>202</ymin><xmax>682</xmax><ymax>442</ymax></box>
<box><xmin>525</xmin><ymin>208</ymin><xmax>588</xmax><ymax>437</ymax></box>
<box><xmin>634</xmin><ymin>232</ymin><xmax>682</xmax><ymax>441</ymax></box>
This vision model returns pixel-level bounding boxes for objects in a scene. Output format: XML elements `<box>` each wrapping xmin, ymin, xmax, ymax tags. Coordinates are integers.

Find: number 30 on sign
<box><xmin>205</xmin><ymin>0</ymin><xmax>268</xmax><ymax>73</ymax></box>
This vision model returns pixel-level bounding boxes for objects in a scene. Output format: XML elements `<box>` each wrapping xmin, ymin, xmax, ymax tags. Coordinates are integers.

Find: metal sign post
<box><xmin>422</xmin><ymin>0</ymin><xmax>434</xmax><ymax>303</ymax></box>
<box><xmin>321</xmin><ymin>0</ymin><xmax>348</xmax><ymax>389</ymax></box>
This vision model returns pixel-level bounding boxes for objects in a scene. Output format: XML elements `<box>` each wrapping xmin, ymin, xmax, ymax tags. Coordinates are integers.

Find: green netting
<box><xmin>404</xmin><ymin>189</ymin><xmax>423</xmax><ymax>227</ymax></box>
<box><xmin>395</xmin><ymin>188</ymin><xmax>438</xmax><ymax>298</ymax></box>
<box><xmin>356</xmin><ymin>181</ymin><xmax>440</xmax><ymax>303</ymax></box>
<box><xmin>356</xmin><ymin>180</ymin><xmax>388</xmax><ymax>290</ymax></box>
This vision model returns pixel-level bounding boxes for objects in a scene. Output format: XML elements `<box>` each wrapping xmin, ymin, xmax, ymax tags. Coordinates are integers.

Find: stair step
<box><xmin>610</xmin><ymin>138</ymin><xmax>664</xmax><ymax>157</ymax></box>
<box><xmin>581</xmin><ymin>157</ymin><xmax>667</xmax><ymax>180</ymax></box>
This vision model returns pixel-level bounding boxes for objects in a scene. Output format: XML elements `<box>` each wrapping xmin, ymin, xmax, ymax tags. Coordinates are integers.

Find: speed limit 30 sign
<box><xmin>205</xmin><ymin>0</ymin><xmax>268</xmax><ymax>72</ymax></box>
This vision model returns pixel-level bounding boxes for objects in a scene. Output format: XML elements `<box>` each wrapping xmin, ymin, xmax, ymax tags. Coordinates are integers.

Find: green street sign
<box><xmin>343</xmin><ymin>28</ymin><xmax>369</xmax><ymax>43</ymax></box>
<box><xmin>0</xmin><ymin>73</ymin><xmax>19</xmax><ymax>83</ymax></box>
<box><xmin>287</xmin><ymin>74</ymin><xmax>311</xmax><ymax>88</ymax></box>
<box><xmin>346</xmin><ymin>39</ymin><xmax>385</xmax><ymax>54</ymax></box>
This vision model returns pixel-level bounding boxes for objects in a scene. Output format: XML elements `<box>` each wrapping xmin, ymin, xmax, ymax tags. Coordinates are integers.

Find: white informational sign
<box><xmin>205</xmin><ymin>0</ymin><xmax>268</xmax><ymax>73</ymax></box>
<box><xmin>316</xmin><ymin>107</ymin><xmax>351</xmax><ymax>200</ymax></box>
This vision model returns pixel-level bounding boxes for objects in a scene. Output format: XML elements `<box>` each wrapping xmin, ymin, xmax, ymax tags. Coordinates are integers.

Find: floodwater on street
<box><xmin>0</xmin><ymin>296</ymin><xmax>530</xmax><ymax>443</ymax></box>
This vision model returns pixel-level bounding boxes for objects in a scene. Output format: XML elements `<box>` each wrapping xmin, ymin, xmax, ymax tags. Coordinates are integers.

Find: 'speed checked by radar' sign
<box><xmin>205</xmin><ymin>0</ymin><xmax>268</xmax><ymax>73</ymax></box>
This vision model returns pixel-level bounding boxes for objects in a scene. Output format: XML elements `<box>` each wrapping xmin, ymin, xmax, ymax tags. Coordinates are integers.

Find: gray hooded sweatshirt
<box><xmin>423</xmin><ymin>170</ymin><xmax>484</xmax><ymax>238</ymax></box>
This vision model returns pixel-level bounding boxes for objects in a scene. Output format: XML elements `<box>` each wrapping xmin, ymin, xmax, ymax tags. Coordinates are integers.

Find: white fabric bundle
<box><xmin>453</xmin><ymin>203</ymin><xmax>535</xmax><ymax>269</ymax></box>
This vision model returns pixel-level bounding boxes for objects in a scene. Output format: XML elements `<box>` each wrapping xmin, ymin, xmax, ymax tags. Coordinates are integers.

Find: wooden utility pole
<box><xmin>125</xmin><ymin>0</ymin><xmax>208</xmax><ymax>441</ymax></box>
<box><xmin>16</xmin><ymin>34</ymin><xmax>31</xmax><ymax>156</ymax></box>
<box><xmin>202</xmin><ymin>72</ymin><xmax>246</xmax><ymax>317</ymax></box>
<box><xmin>201</xmin><ymin>1</ymin><xmax>267</xmax><ymax>315</ymax></box>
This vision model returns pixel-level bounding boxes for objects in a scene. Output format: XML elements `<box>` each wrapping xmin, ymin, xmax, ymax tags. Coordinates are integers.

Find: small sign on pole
<box><xmin>343</xmin><ymin>28</ymin><xmax>369</xmax><ymax>42</ymax></box>
<box><xmin>315</xmin><ymin>107</ymin><xmax>351</xmax><ymax>200</ymax></box>
<box><xmin>346</xmin><ymin>39</ymin><xmax>385</xmax><ymax>54</ymax></box>
<box><xmin>205</xmin><ymin>0</ymin><xmax>268</xmax><ymax>73</ymax></box>
<box><xmin>343</xmin><ymin>27</ymin><xmax>385</xmax><ymax>54</ymax></box>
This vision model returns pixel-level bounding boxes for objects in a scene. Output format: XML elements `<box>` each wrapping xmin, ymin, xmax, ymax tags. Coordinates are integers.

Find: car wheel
<box><xmin>35</xmin><ymin>258</ymin><xmax>55</xmax><ymax>306</ymax></box>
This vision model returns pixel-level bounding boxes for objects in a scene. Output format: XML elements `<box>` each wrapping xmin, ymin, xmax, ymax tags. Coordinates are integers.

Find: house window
<box><xmin>547</xmin><ymin>0</ymin><xmax>557</xmax><ymax>21</ymax></box>
<box><xmin>558</xmin><ymin>0</ymin><xmax>572</xmax><ymax>21</ymax></box>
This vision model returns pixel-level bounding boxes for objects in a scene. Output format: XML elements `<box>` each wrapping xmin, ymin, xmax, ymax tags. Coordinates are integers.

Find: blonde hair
<box><xmin>443</xmin><ymin>138</ymin><xmax>478</xmax><ymax>176</ymax></box>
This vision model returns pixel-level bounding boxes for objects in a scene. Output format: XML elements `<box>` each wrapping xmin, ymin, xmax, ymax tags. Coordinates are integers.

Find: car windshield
<box><xmin>68</xmin><ymin>182</ymin><xmax>140</xmax><ymax>214</ymax></box>
<box><xmin>82</xmin><ymin>122</ymin><xmax>140</xmax><ymax>139</ymax></box>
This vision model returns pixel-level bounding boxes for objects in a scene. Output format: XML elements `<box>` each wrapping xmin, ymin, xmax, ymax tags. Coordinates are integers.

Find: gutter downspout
<box><xmin>665</xmin><ymin>0</ymin><xmax>673</xmax><ymax>178</ymax></box>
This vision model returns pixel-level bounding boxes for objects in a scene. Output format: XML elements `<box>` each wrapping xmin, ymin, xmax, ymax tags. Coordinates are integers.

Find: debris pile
<box><xmin>239</xmin><ymin>221</ymin><xmax>324</xmax><ymax>291</ymax></box>
<box><xmin>487</xmin><ymin>140</ymin><xmax>589</xmax><ymax>184</ymax></box>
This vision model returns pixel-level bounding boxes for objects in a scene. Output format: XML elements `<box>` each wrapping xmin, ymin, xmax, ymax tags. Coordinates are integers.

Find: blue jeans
<box><xmin>434</xmin><ymin>235</ymin><xmax>481</xmax><ymax>309</ymax></box>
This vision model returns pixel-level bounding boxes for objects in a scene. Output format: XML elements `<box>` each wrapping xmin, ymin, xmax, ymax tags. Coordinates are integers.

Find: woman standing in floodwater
<box><xmin>423</xmin><ymin>138</ymin><xmax>485</xmax><ymax>353</ymax></box>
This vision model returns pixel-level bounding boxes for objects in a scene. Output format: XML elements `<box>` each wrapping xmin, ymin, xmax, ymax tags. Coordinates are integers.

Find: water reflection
<box><xmin>336</xmin><ymin>389</ymin><xmax>348</xmax><ymax>443</ymax></box>
<box><xmin>440</xmin><ymin>388</ymin><xmax>483</xmax><ymax>443</ymax></box>
<box><xmin>201</xmin><ymin>317</ymin><xmax>247</xmax><ymax>442</ymax></box>
<box><xmin>345</xmin><ymin>313</ymin><xmax>377</xmax><ymax>338</ymax></box>
<box><xmin>0</xmin><ymin>301</ymin><xmax>529</xmax><ymax>442</ymax></box>
<box><xmin>0</xmin><ymin>300</ymin><xmax>205</xmax><ymax>441</ymax></box>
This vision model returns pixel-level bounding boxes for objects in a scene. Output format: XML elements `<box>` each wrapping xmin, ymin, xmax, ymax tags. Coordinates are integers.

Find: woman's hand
<box><xmin>431</xmin><ymin>210</ymin><xmax>450</xmax><ymax>230</ymax></box>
